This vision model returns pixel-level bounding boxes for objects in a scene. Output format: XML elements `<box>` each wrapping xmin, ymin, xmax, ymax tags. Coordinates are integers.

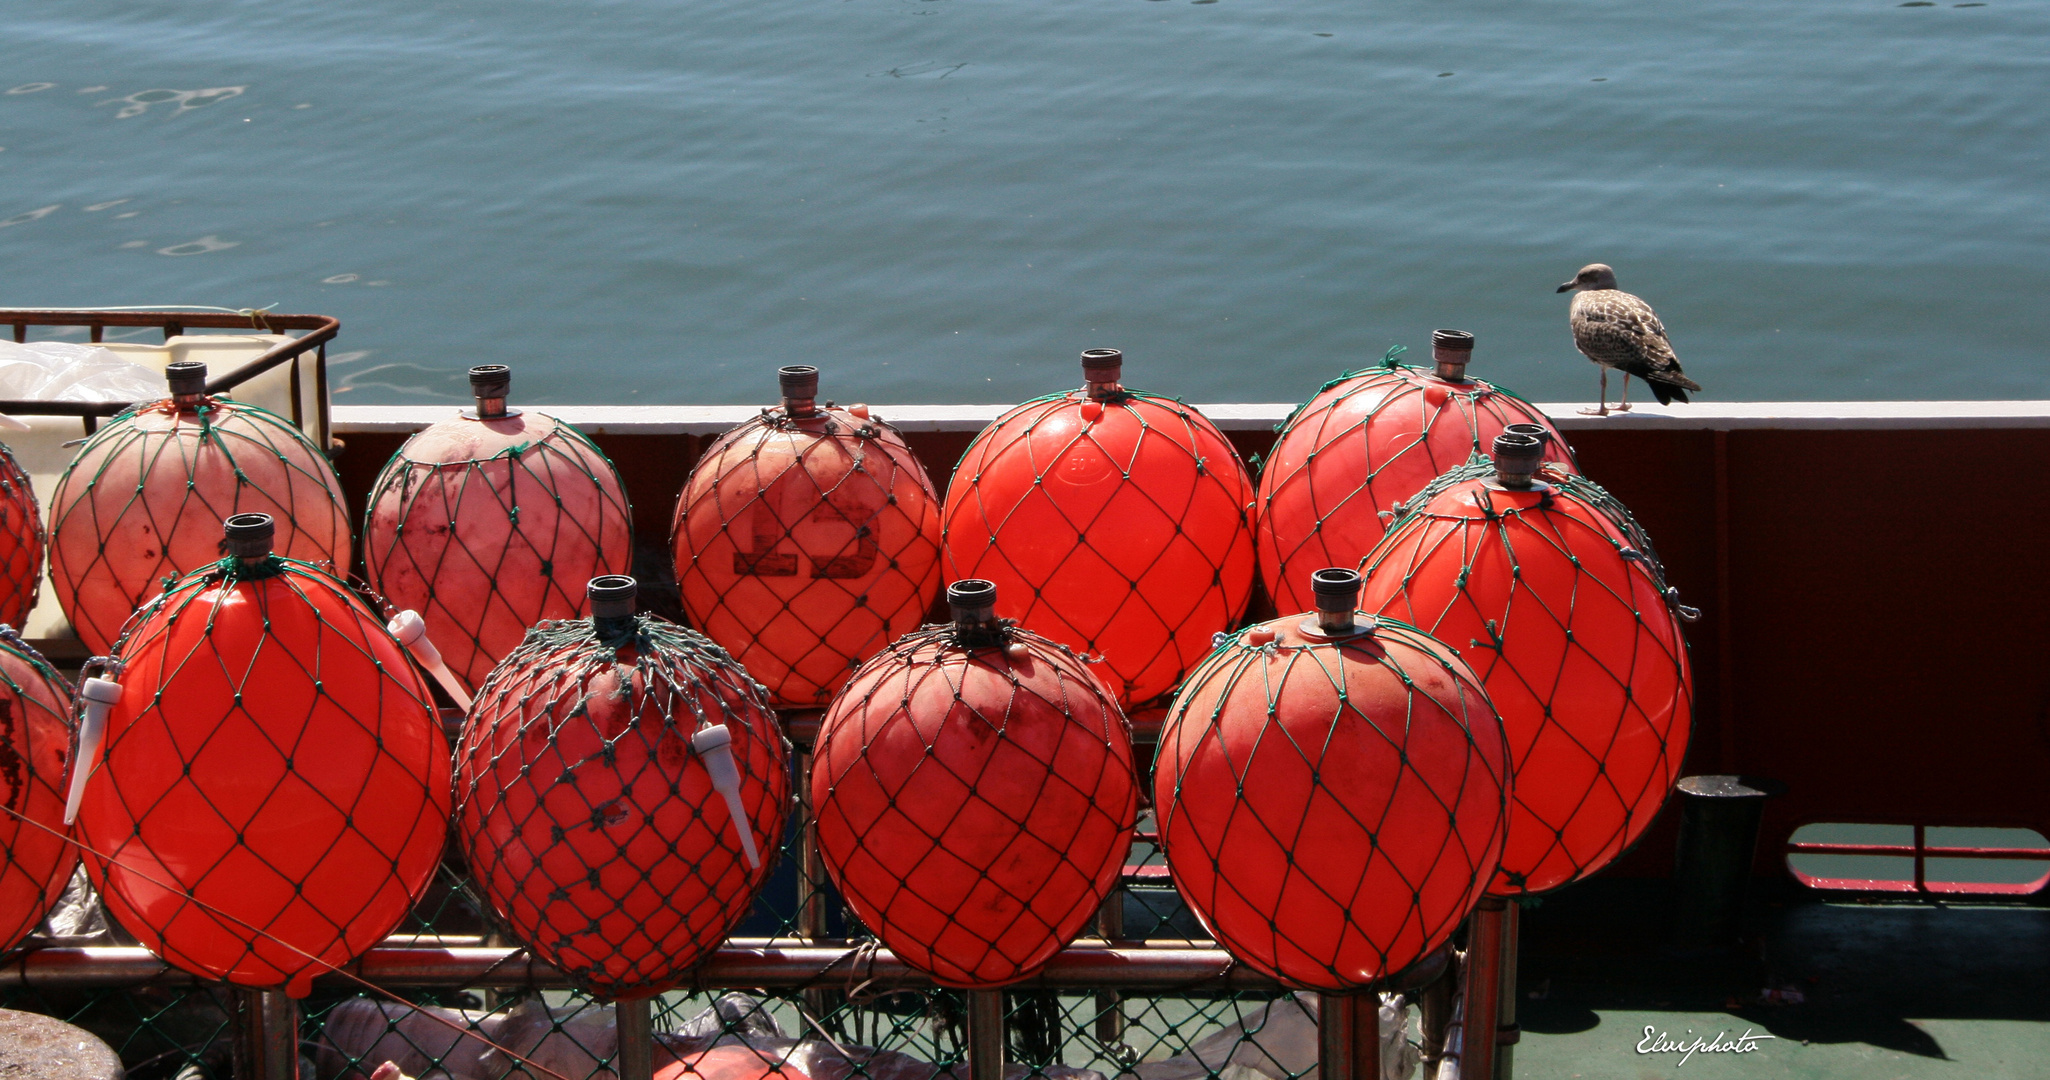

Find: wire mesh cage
<box><xmin>1358</xmin><ymin>437</ymin><xmax>1694</xmax><ymax>898</ymax></box>
<box><xmin>72</xmin><ymin>514</ymin><xmax>449</xmax><ymax>996</ymax></box>
<box><xmin>939</xmin><ymin>351</ymin><xmax>1256</xmax><ymax>711</ymax></box>
<box><xmin>0</xmin><ymin>446</ymin><xmax>45</xmax><ymax>627</ymax></box>
<box><xmin>0</xmin><ymin>628</ymin><xmax>76</xmax><ymax>954</ymax></box>
<box><xmin>454</xmin><ymin>576</ymin><xmax>792</xmax><ymax>1002</ymax></box>
<box><xmin>1255</xmin><ymin>339</ymin><xmax>1575</xmax><ymax>617</ymax></box>
<box><xmin>365</xmin><ymin>365</ymin><xmax>635</xmax><ymax>695</ymax></box>
<box><xmin>811</xmin><ymin>581</ymin><xmax>1137</xmax><ymax>990</ymax></box>
<box><xmin>672</xmin><ymin>366</ymin><xmax>944</xmax><ymax>710</ymax></box>
<box><xmin>47</xmin><ymin>364</ymin><xmax>351</xmax><ymax>654</ymax></box>
<box><xmin>1154</xmin><ymin>568</ymin><xmax>1509</xmax><ymax>992</ymax></box>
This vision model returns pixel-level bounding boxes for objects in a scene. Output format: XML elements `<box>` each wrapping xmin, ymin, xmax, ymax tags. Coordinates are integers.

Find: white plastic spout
<box><xmin>690</xmin><ymin>724</ymin><xmax>760</xmax><ymax>870</ymax></box>
<box><xmin>63</xmin><ymin>677</ymin><xmax>123</xmax><ymax>826</ymax></box>
<box><xmin>387</xmin><ymin>610</ymin><xmax>474</xmax><ymax>712</ymax></box>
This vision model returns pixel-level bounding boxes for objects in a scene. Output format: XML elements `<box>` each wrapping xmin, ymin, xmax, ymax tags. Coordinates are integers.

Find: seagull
<box><xmin>1557</xmin><ymin>263</ymin><xmax>1701</xmax><ymax>415</ymax></box>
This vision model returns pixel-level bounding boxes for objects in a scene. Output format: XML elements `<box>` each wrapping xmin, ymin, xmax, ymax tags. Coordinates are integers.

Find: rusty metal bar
<box><xmin>1494</xmin><ymin>903</ymin><xmax>1520</xmax><ymax>1079</ymax></box>
<box><xmin>237</xmin><ymin>988</ymin><xmax>299</xmax><ymax>1080</ymax></box>
<box><xmin>1094</xmin><ymin>888</ymin><xmax>1127</xmax><ymax>1050</ymax></box>
<box><xmin>0</xmin><ymin>940</ymin><xmax>1277</xmax><ymax>991</ymax></box>
<box><xmin>967</xmin><ymin>990</ymin><xmax>1004</xmax><ymax>1080</ymax></box>
<box><xmin>1459</xmin><ymin>900</ymin><xmax>1506</xmax><ymax>1080</ymax></box>
<box><xmin>615</xmin><ymin>997</ymin><xmax>654</xmax><ymax>1080</ymax></box>
<box><xmin>0</xmin><ymin>310</ymin><xmax>339</xmax><ymax>418</ymax></box>
<box><xmin>1317</xmin><ymin>994</ymin><xmax>1380</xmax><ymax>1080</ymax></box>
<box><xmin>0</xmin><ymin>310</ymin><xmax>332</xmax><ymax>330</ymax></box>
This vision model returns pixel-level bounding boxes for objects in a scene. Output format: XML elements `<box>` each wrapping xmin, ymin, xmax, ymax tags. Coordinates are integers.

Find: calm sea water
<box><xmin>3</xmin><ymin>0</ymin><xmax>2046</xmax><ymax>407</ymax></box>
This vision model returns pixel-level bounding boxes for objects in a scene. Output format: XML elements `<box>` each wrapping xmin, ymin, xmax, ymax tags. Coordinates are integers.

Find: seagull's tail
<box><xmin>1649</xmin><ymin>381</ymin><xmax>1691</xmax><ymax>406</ymax></box>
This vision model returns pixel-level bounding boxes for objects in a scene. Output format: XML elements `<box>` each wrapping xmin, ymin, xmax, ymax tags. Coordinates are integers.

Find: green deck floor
<box><xmin>1509</xmin><ymin>880</ymin><xmax>2050</xmax><ymax>1078</ymax></box>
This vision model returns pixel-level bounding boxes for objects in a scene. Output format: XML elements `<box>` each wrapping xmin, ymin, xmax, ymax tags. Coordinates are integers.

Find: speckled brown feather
<box><xmin>1569</xmin><ymin>288</ymin><xmax>1701</xmax><ymax>402</ymax></box>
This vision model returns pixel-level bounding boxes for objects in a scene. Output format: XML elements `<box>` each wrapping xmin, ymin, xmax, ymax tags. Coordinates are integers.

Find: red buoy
<box><xmin>0</xmin><ymin>631</ymin><xmax>76</xmax><ymax>953</ymax></box>
<box><xmin>71</xmin><ymin>514</ymin><xmax>448</xmax><ymax>995</ymax></box>
<box><xmin>456</xmin><ymin>576</ymin><xmax>790</xmax><ymax>999</ymax></box>
<box><xmin>941</xmin><ymin>350</ymin><xmax>1255</xmax><ymax>708</ymax></box>
<box><xmin>365</xmin><ymin>365</ymin><xmax>634</xmax><ymax>694</ymax></box>
<box><xmin>812</xmin><ymin>580</ymin><xmax>1136</xmax><ymax>987</ymax></box>
<box><xmin>673</xmin><ymin>366</ymin><xmax>942</xmax><ymax>708</ymax></box>
<box><xmin>0</xmin><ymin>448</ymin><xmax>43</xmax><ymax>628</ymax></box>
<box><xmin>1257</xmin><ymin>334</ymin><xmax>1576</xmax><ymax>615</ymax></box>
<box><xmin>1154</xmin><ymin>568</ymin><xmax>1508</xmax><ymax>989</ymax></box>
<box><xmin>49</xmin><ymin>362</ymin><xmax>352</xmax><ymax>653</ymax></box>
<box><xmin>1358</xmin><ymin>436</ymin><xmax>1694</xmax><ymax>896</ymax></box>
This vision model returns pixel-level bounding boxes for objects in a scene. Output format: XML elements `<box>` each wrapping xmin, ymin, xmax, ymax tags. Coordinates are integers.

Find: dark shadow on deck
<box><xmin>1516</xmin><ymin>878</ymin><xmax>2050</xmax><ymax>1060</ymax></box>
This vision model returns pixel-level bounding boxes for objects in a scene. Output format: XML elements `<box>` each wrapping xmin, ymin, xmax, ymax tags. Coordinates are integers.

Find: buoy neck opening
<box><xmin>1492</xmin><ymin>432</ymin><xmax>1544</xmax><ymax>490</ymax></box>
<box><xmin>947</xmin><ymin>580</ymin><xmax>1005</xmax><ymax>647</ymax></box>
<box><xmin>465</xmin><ymin>365</ymin><xmax>516</xmax><ymax>420</ymax></box>
<box><xmin>779</xmin><ymin>365</ymin><xmax>821</xmax><ymax>419</ymax></box>
<box><xmin>1306</xmin><ymin>567</ymin><xmax>1372</xmax><ymax>638</ymax></box>
<box><xmin>1431</xmin><ymin>330</ymin><xmax>1474</xmax><ymax>383</ymax></box>
<box><xmin>1081</xmin><ymin>349</ymin><xmax>1123</xmax><ymax>401</ymax></box>
<box><xmin>166</xmin><ymin>360</ymin><xmax>208</xmax><ymax>410</ymax></box>
<box><xmin>588</xmin><ymin>574</ymin><xmax>639</xmax><ymax>639</ymax></box>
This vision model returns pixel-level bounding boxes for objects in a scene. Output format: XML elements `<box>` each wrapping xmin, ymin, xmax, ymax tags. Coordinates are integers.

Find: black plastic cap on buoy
<box><xmin>469</xmin><ymin>365</ymin><xmax>512</xmax><ymax>419</ymax></box>
<box><xmin>1492</xmin><ymin>431</ymin><xmax>1544</xmax><ymax>489</ymax></box>
<box><xmin>1503</xmin><ymin>422</ymin><xmax>1549</xmax><ymax>445</ymax></box>
<box><xmin>588</xmin><ymin>575</ymin><xmax>638</xmax><ymax>619</ymax></box>
<box><xmin>779</xmin><ymin>365</ymin><xmax>820</xmax><ymax>418</ymax></box>
<box><xmin>1082</xmin><ymin>348</ymin><xmax>1123</xmax><ymax>398</ymax></box>
<box><xmin>1431</xmin><ymin>330</ymin><xmax>1474</xmax><ymax>381</ymax></box>
<box><xmin>166</xmin><ymin>360</ymin><xmax>208</xmax><ymax>399</ymax></box>
<box><xmin>948</xmin><ymin>579</ymin><xmax>1003</xmax><ymax>643</ymax></box>
<box><xmin>1311</xmin><ymin>567</ymin><xmax>1364</xmax><ymax>634</ymax></box>
<box><xmin>224</xmin><ymin>512</ymin><xmax>275</xmax><ymax>559</ymax></box>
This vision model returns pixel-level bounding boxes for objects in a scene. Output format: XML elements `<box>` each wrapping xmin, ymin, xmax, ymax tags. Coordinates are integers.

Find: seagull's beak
<box><xmin>1556</xmin><ymin>280</ymin><xmax>1576</xmax><ymax>293</ymax></box>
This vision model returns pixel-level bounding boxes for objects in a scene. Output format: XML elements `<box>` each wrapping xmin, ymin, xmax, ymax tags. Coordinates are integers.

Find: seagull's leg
<box><xmin>1615</xmin><ymin>374</ymin><xmax>1634</xmax><ymax>412</ymax></box>
<box><xmin>1579</xmin><ymin>368</ymin><xmax>1610</xmax><ymax>416</ymax></box>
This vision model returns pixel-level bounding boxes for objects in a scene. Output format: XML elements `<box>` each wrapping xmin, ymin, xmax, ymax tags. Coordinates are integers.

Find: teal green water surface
<box><xmin>3</xmin><ymin>0</ymin><xmax>2046</xmax><ymax>406</ymax></box>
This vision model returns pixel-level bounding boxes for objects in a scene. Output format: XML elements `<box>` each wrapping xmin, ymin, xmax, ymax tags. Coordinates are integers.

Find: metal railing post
<box><xmin>967</xmin><ymin>990</ymin><xmax>1005</xmax><ymax>1080</ymax></box>
<box><xmin>1495</xmin><ymin>902</ymin><xmax>1520</xmax><ymax>1079</ymax></box>
<box><xmin>1317</xmin><ymin>994</ymin><xmax>1380</xmax><ymax>1080</ymax></box>
<box><xmin>1094</xmin><ymin>888</ymin><xmax>1126</xmax><ymax>1052</ymax></box>
<box><xmin>236</xmin><ymin>989</ymin><xmax>300</xmax><ymax>1080</ymax></box>
<box><xmin>616</xmin><ymin>998</ymin><xmax>654</xmax><ymax>1080</ymax></box>
<box><xmin>1459</xmin><ymin>899</ymin><xmax>1506</xmax><ymax>1080</ymax></box>
<box><xmin>1415</xmin><ymin>960</ymin><xmax>1455</xmax><ymax>1075</ymax></box>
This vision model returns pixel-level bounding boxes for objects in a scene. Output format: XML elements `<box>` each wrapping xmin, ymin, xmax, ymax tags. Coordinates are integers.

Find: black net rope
<box><xmin>1154</xmin><ymin>615</ymin><xmax>1509</xmax><ymax>991</ymax></box>
<box><xmin>78</xmin><ymin>550</ymin><xmax>449</xmax><ymax>995</ymax></box>
<box><xmin>1359</xmin><ymin>458</ymin><xmax>1694</xmax><ymax>897</ymax></box>
<box><xmin>365</xmin><ymin>415</ymin><xmax>634</xmax><ymax>692</ymax></box>
<box><xmin>1257</xmin><ymin>347</ymin><xmax>1575</xmax><ymax>615</ymax></box>
<box><xmin>812</xmin><ymin>615</ymin><xmax>1137</xmax><ymax>988</ymax></box>
<box><xmin>454</xmin><ymin>609</ymin><xmax>791</xmax><ymax>1001</ymax></box>
<box><xmin>942</xmin><ymin>387</ymin><xmax>1255</xmax><ymax>710</ymax></box>
<box><xmin>0</xmin><ymin>626</ymin><xmax>76</xmax><ymax>954</ymax></box>
<box><xmin>0</xmin><ymin>446</ymin><xmax>44</xmax><ymax>627</ymax></box>
<box><xmin>48</xmin><ymin>395</ymin><xmax>352</xmax><ymax>653</ymax></box>
<box><xmin>673</xmin><ymin>407</ymin><xmax>942</xmax><ymax>709</ymax></box>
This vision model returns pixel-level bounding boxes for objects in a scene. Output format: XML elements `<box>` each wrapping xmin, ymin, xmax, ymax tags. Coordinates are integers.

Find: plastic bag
<box><xmin>0</xmin><ymin>340</ymin><xmax>162</xmax><ymax>402</ymax></box>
